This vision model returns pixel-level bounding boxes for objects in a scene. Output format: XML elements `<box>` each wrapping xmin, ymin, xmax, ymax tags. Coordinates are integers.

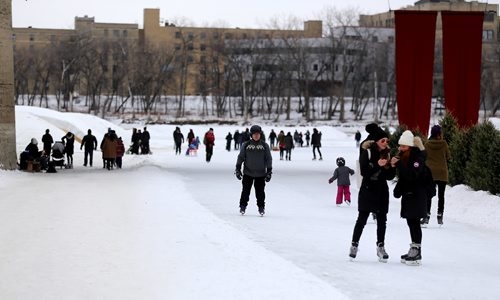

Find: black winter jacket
<box><xmin>394</xmin><ymin>148</ymin><xmax>428</xmax><ymax>219</ymax></box>
<box><xmin>357</xmin><ymin>141</ymin><xmax>395</xmax><ymax>214</ymax></box>
<box><xmin>236</xmin><ymin>139</ymin><xmax>272</xmax><ymax>178</ymax></box>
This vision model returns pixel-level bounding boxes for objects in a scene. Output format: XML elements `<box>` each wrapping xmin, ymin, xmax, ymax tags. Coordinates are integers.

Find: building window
<box><xmin>187</xmin><ymin>44</ymin><xmax>194</xmax><ymax>51</ymax></box>
<box><xmin>485</xmin><ymin>12</ymin><xmax>495</xmax><ymax>22</ymax></box>
<box><xmin>200</xmin><ymin>56</ymin><xmax>206</xmax><ymax>64</ymax></box>
<box><xmin>335</xmin><ymin>65</ymin><xmax>339</xmax><ymax>72</ymax></box>
<box><xmin>188</xmin><ymin>32</ymin><xmax>194</xmax><ymax>39</ymax></box>
<box><xmin>175</xmin><ymin>31</ymin><xmax>182</xmax><ymax>39</ymax></box>
<box><xmin>113</xmin><ymin>30</ymin><xmax>120</xmax><ymax>37</ymax></box>
<box><xmin>483</xmin><ymin>30</ymin><xmax>494</xmax><ymax>41</ymax></box>
<box><xmin>313</xmin><ymin>64</ymin><xmax>319</xmax><ymax>71</ymax></box>
<box><xmin>11</xmin><ymin>33</ymin><xmax>16</xmax><ymax>41</ymax></box>
<box><xmin>123</xmin><ymin>30</ymin><xmax>128</xmax><ymax>37</ymax></box>
<box><xmin>187</xmin><ymin>56</ymin><xmax>194</xmax><ymax>63</ymax></box>
<box><xmin>200</xmin><ymin>32</ymin><xmax>207</xmax><ymax>39</ymax></box>
<box><xmin>225</xmin><ymin>33</ymin><xmax>233</xmax><ymax>39</ymax></box>
<box><xmin>213</xmin><ymin>32</ymin><xmax>220</xmax><ymax>39</ymax></box>
<box><xmin>175</xmin><ymin>44</ymin><xmax>181</xmax><ymax>51</ymax></box>
<box><xmin>200</xmin><ymin>44</ymin><xmax>207</xmax><ymax>51</ymax></box>
<box><xmin>29</xmin><ymin>34</ymin><xmax>35</xmax><ymax>42</ymax></box>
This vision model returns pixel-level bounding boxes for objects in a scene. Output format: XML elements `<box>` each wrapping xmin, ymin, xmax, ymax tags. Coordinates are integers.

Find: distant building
<box><xmin>12</xmin><ymin>9</ymin><xmax>322</xmax><ymax>96</ymax></box>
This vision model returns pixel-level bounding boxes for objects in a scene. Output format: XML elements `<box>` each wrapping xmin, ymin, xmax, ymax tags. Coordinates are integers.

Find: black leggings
<box><xmin>352</xmin><ymin>211</ymin><xmax>387</xmax><ymax>245</ymax></box>
<box><xmin>427</xmin><ymin>181</ymin><xmax>447</xmax><ymax>215</ymax></box>
<box><xmin>407</xmin><ymin>218</ymin><xmax>422</xmax><ymax>244</ymax></box>
<box><xmin>313</xmin><ymin>146</ymin><xmax>322</xmax><ymax>159</ymax></box>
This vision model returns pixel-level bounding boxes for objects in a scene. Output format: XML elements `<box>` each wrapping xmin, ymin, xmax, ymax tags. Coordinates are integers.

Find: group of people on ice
<box><xmin>332</xmin><ymin>123</ymin><xmax>450</xmax><ymax>266</ymax></box>
<box><xmin>20</xmin><ymin>128</ymin><xmax>126</xmax><ymax>172</ymax></box>
<box><xmin>223</xmin><ymin>127</ymin><xmax>323</xmax><ymax>162</ymax></box>
<box><xmin>235</xmin><ymin>121</ymin><xmax>450</xmax><ymax>267</ymax></box>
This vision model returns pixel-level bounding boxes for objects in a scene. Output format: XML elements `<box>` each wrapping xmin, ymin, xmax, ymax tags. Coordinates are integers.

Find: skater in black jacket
<box><xmin>392</xmin><ymin>130</ymin><xmax>428</xmax><ymax>266</ymax></box>
<box><xmin>349</xmin><ymin>125</ymin><xmax>395</xmax><ymax>262</ymax></box>
<box><xmin>235</xmin><ymin>125</ymin><xmax>272</xmax><ymax>216</ymax></box>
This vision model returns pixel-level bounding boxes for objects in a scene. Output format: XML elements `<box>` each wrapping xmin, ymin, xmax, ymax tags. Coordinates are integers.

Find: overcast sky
<box><xmin>13</xmin><ymin>0</ymin><xmax>498</xmax><ymax>29</ymax></box>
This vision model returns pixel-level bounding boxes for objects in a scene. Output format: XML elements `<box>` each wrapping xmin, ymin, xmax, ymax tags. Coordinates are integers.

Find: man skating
<box><xmin>235</xmin><ymin>125</ymin><xmax>272</xmax><ymax>216</ymax></box>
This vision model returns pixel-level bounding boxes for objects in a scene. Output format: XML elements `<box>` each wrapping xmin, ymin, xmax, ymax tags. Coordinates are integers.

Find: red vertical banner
<box><xmin>442</xmin><ymin>12</ymin><xmax>484</xmax><ymax>128</ymax></box>
<box><xmin>395</xmin><ymin>11</ymin><xmax>437</xmax><ymax>135</ymax></box>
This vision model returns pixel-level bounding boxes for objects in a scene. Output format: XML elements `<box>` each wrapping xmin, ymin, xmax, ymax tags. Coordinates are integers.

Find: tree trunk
<box><xmin>0</xmin><ymin>0</ymin><xmax>18</xmax><ymax>169</ymax></box>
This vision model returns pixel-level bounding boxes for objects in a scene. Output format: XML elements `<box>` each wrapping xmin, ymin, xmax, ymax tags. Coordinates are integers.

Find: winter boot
<box><xmin>258</xmin><ymin>206</ymin><xmax>265</xmax><ymax>216</ymax></box>
<box><xmin>420</xmin><ymin>213</ymin><xmax>430</xmax><ymax>228</ymax></box>
<box><xmin>239</xmin><ymin>206</ymin><xmax>246</xmax><ymax>215</ymax></box>
<box><xmin>404</xmin><ymin>243</ymin><xmax>422</xmax><ymax>266</ymax></box>
<box><xmin>437</xmin><ymin>213</ymin><xmax>443</xmax><ymax>226</ymax></box>
<box><xmin>376</xmin><ymin>242</ymin><xmax>389</xmax><ymax>263</ymax></box>
<box><xmin>349</xmin><ymin>242</ymin><xmax>359</xmax><ymax>260</ymax></box>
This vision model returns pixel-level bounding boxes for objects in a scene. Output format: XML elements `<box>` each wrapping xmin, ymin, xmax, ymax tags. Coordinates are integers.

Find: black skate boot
<box><xmin>349</xmin><ymin>242</ymin><xmax>359</xmax><ymax>260</ymax></box>
<box><xmin>404</xmin><ymin>243</ymin><xmax>422</xmax><ymax>266</ymax></box>
<box><xmin>437</xmin><ymin>213</ymin><xmax>443</xmax><ymax>226</ymax></box>
<box><xmin>400</xmin><ymin>246</ymin><xmax>411</xmax><ymax>263</ymax></box>
<box><xmin>258</xmin><ymin>206</ymin><xmax>265</xmax><ymax>216</ymax></box>
<box><xmin>372</xmin><ymin>213</ymin><xmax>377</xmax><ymax>222</ymax></box>
<box><xmin>239</xmin><ymin>206</ymin><xmax>246</xmax><ymax>215</ymax></box>
<box><xmin>420</xmin><ymin>213</ymin><xmax>430</xmax><ymax>228</ymax></box>
<box><xmin>376</xmin><ymin>242</ymin><xmax>389</xmax><ymax>263</ymax></box>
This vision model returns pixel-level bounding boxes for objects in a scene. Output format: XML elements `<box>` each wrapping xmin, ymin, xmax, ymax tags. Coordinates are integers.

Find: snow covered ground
<box><xmin>1</xmin><ymin>106</ymin><xmax>499</xmax><ymax>299</ymax></box>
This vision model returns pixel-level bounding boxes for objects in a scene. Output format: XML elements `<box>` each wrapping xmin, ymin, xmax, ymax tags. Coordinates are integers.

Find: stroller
<box><xmin>51</xmin><ymin>141</ymin><xmax>66</xmax><ymax>169</ymax></box>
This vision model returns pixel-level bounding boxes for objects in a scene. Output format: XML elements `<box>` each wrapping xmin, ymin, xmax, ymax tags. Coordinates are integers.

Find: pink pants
<box><xmin>336</xmin><ymin>185</ymin><xmax>351</xmax><ymax>204</ymax></box>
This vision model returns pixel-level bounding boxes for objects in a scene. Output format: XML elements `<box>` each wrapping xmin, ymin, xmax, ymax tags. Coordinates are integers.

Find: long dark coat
<box><xmin>357</xmin><ymin>141</ymin><xmax>395</xmax><ymax>214</ymax></box>
<box><xmin>393</xmin><ymin>147</ymin><xmax>428</xmax><ymax>219</ymax></box>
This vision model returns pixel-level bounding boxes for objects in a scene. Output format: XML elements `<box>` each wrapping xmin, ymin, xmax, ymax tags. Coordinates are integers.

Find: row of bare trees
<box><xmin>13</xmin><ymin>9</ymin><xmax>500</xmax><ymax>122</ymax></box>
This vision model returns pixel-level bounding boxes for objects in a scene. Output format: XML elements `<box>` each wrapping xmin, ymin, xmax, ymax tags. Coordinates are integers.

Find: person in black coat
<box><xmin>225</xmin><ymin>132</ymin><xmax>232</xmax><ymax>151</ymax></box>
<box><xmin>355</xmin><ymin>130</ymin><xmax>362</xmax><ymax>147</ymax></box>
<box><xmin>41</xmin><ymin>129</ymin><xmax>53</xmax><ymax>156</ymax></box>
<box><xmin>349</xmin><ymin>125</ymin><xmax>395</xmax><ymax>262</ymax></box>
<box><xmin>61</xmin><ymin>132</ymin><xmax>75</xmax><ymax>168</ymax></box>
<box><xmin>268</xmin><ymin>129</ymin><xmax>277</xmax><ymax>148</ymax></box>
<box><xmin>142</xmin><ymin>127</ymin><xmax>151</xmax><ymax>154</ymax></box>
<box><xmin>235</xmin><ymin>125</ymin><xmax>272</xmax><ymax>216</ymax></box>
<box><xmin>233</xmin><ymin>130</ymin><xmax>241</xmax><ymax>150</ymax></box>
<box><xmin>311</xmin><ymin>128</ymin><xmax>322</xmax><ymax>160</ymax></box>
<box><xmin>392</xmin><ymin>130</ymin><xmax>427</xmax><ymax>266</ymax></box>
<box><xmin>173</xmin><ymin>127</ymin><xmax>184</xmax><ymax>155</ymax></box>
<box><xmin>80</xmin><ymin>129</ymin><xmax>98</xmax><ymax>167</ymax></box>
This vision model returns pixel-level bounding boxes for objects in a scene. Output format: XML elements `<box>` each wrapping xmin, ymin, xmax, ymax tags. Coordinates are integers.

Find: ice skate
<box><xmin>376</xmin><ymin>242</ymin><xmax>389</xmax><ymax>263</ymax></box>
<box><xmin>344</xmin><ymin>199</ymin><xmax>351</xmax><ymax>206</ymax></box>
<box><xmin>421</xmin><ymin>213</ymin><xmax>430</xmax><ymax>228</ymax></box>
<box><xmin>239</xmin><ymin>206</ymin><xmax>246</xmax><ymax>215</ymax></box>
<box><xmin>349</xmin><ymin>242</ymin><xmax>358</xmax><ymax>260</ymax></box>
<box><xmin>437</xmin><ymin>213</ymin><xmax>443</xmax><ymax>226</ymax></box>
<box><xmin>258</xmin><ymin>206</ymin><xmax>265</xmax><ymax>216</ymax></box>
<box><xmin>404</xmin><ymin>243</ymin><xmax>422</xmax><ymax>266</ymax></box>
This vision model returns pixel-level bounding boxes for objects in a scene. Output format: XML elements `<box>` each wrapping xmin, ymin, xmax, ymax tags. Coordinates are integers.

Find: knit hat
<box><xmin>31</xmin><ymin>138</ymin><xmax>38</xmax><ymax>145</ymax></box>
<box><xmin>250</xmin><ymin>125</ymin><xmax>262</xmax><ymax>134</ymax></box>
<box><xmin>398</xmin><ymin>130</ymin><xmax>415</xmax><ymax>147</ymax></box>
<box><xmin>430</xmin><ymin>125</ymin><xmax>442</xmax><ymax>138</ymax></box>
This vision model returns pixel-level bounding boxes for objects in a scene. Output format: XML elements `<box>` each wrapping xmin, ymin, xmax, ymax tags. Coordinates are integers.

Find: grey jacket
<box><xmin>236</xmin><ymin>139</ymin><xmax>272</xmax><ymax>177</ymax></box>
<box><xmin>329</xmin><ymin>166</ymin><xmax>355</xmax><ymax>186</ymax></box>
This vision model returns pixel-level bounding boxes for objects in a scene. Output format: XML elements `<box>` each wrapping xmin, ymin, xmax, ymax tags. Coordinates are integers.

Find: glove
<box><xmin>328</xmin><ymin>178</ymin><xmax>333</xmax><ymax>184</ymax></box>
<box><xmin>265</xmin><ymin>171</ymin><xmax>272</xmax><ymax>182</ymax></box>
<box><xmin>235</xmin><ymin>169</ymin><xmax>242</xmax><ymax>180</ymax></box>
